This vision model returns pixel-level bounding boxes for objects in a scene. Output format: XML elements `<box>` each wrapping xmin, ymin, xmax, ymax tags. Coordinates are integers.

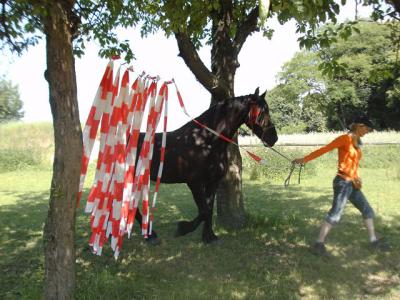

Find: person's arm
<box><xmin>293</xmin><ymin>134</ymin><xmax>348</xmax><ymax>165</ymax></box>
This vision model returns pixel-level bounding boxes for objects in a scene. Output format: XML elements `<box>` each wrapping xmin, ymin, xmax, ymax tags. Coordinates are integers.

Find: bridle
<box><xmin>247</xmin><ymin>103</ymin><xmax>304</xmax><ymax>187</ymax></box>
<box><xmin>247</xmin><ymin>103</ymin><xmax>275</xmax><ymax>146</ymax></box>
<box><xmin>247</xmin><ymin>104</ymin><xmax>268</xmax><ymax>127</ymax></box>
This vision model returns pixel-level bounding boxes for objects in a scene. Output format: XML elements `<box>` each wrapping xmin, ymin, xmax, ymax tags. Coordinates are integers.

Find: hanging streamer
<box><xmin>80</xmin><ymin>59</ymin><xmax>171</xmax><ymax>258</ymax></box>
<box><xmin>78</xmin><ymin>60</ymin><xmax>114</xmax><ymax>207</ymax></box>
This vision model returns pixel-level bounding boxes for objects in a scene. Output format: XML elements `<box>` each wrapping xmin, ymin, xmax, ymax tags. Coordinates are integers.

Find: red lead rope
<box><xmin>173</xmin><ymin>80</ymin><xmax>267</xmax><ymax>165</ymax></box>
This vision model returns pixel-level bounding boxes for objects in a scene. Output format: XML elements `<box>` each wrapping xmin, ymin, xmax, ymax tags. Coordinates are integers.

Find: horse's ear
<box><xmin>261</xmin><ymin>89</ymin><xmax>267</xmax><ymax>100</ymax></box>
<box><xmin>254</xmin><ymin>87</ymin><xmax>260</xmax><ymax>96</ymax></box>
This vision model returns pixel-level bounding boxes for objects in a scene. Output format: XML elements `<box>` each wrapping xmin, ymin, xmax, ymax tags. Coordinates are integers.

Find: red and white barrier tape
<box><xmin>80</xmin><ymin>59</ymin><xmax>172</xmax><ymax>258</ymax></box>
<box><xmin>80</xmin><ymin>60</ymin><xmax>266</xmax><ymax>258</ymax></box>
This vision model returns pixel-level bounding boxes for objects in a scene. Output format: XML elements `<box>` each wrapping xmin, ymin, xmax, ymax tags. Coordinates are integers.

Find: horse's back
<box><xmin>136</xmin><ymin>127</ymin><xmax>227</xmax><ymax>184</ymax></box>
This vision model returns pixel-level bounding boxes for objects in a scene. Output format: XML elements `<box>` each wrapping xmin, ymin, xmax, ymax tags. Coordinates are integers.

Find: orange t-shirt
<box><xmin>303</xmin><ymin>134</ymin><xmax>361</xmax><ymax>180</ymax></box>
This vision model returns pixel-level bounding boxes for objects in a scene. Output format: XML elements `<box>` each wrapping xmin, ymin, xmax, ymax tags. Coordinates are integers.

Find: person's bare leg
<box><xmin>364</xmin><ymin>218</ymin><xmax>377</xmax><ymax>242</ymax></box>
<box><xmin>316</xmin><ymin>220</ymin><xmax>333</xmax><ymax>243</ymax></box>
<box><xmin>311</xmin><ymin>220</ymin><xmax>333</xmax><ymax>256</ymax></box>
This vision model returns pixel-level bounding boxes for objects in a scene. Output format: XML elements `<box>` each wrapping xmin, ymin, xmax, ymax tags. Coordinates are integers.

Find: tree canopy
<box><xmin>268</xmin><ymin>20</ymin><xmax>400</xmax><ymax>132</ymax></box>
<box><xmin>0</xmin><ymin>1</ymin><xmax>140</xmax><ymax>60</ymax></box>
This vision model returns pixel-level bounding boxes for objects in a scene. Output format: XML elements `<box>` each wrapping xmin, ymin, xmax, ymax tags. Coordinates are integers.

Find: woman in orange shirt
<box><xmin>293</xmin><ymin>116</ymin><xmax>389</xmax><ymax>256</ymax></box>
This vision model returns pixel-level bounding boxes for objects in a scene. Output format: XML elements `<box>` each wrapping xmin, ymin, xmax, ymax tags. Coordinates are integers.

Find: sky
<box><xmin>2</xmin><ymin>3</ymin><xmax>370</xmax><ymax>131</ymax></box>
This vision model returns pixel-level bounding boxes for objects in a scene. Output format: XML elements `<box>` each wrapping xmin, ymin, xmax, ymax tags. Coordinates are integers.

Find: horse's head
<box><xmin>245</xmin><ymin>88</ymin><xmax>278</xmax><ymax>147</ymax></box>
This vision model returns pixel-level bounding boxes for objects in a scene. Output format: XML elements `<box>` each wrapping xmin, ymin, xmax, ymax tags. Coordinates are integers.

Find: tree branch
<box><xmin>233</xmin><ymin>6</ymin><xmax>259</xmax><ymax>55</ymax></box>
<box><xmin>0</xmin><ymin>1</ymin><xmax>21</xmax><ymax>52</ymax></box>
<box><xmin>388</xmin><ymin>11</ymin><xmax>400</xmax><ymax>20</ymax></box>
<box><xmin>174</xmin><ymin>30</ymin><xmax>229</xmax><ymax>98</ymax></box>
<box><xmin>386</xmin><ymin>0</ymin><xmax>400</xmax><ymax>14</ymax></box>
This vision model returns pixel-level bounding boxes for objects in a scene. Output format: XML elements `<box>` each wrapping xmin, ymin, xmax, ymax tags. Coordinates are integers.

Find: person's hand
<box><xmin>353</xmin><ymin>178</ymin><xmax>362</xmax><ymax>190</ymax></box>
<box><xmin>292</xmin><ymin>158</ymin><xmax>305</xmax><ymax>165</ymax></box>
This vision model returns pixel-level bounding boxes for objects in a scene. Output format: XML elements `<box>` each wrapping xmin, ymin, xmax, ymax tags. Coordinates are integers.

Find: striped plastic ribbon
<box><xmin>80</xmin><ymin>61</ymin><xmax>266</xmax><ymax>258</ymax></box>
<box><xmin>80</xmin><ymin>59</ymin><xmax>171</xmax><ymax>258</ymax></box>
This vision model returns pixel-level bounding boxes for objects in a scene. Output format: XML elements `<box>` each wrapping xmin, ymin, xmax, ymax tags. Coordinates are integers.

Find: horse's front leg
<box><xmin>202</xmin><ymin>184</ymin><xmax>219</xmax><ymax>244</ymax></box>
<box><xmin>135</xmin><ymin>210</ymin><xmax>161</xmax><ymax>245</ymax></box>
<box><xmin>175</xmin><ymin>182</ymin><xmax>205</xmax><ymax>237</ymax></box>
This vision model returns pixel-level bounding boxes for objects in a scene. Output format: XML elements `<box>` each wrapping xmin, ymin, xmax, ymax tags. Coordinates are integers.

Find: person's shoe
<box><xmin>371</xmin><ymin>238</ymin><xmax>390</xmax><ymax>252</ymax></box>
<box><xmin>310</xmin><ymin>242</ymin><xmax>328</xmax><ymax>256</ymax></box>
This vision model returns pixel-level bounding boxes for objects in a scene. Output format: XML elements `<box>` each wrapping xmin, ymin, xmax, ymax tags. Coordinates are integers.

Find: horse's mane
<box><xmin>194</xmin><ymin>94</ymin><xmax>252</xmax><ymax>120</ymax></box>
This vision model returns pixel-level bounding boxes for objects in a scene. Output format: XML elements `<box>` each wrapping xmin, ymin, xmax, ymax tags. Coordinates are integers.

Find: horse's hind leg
<box><xmin>175</xmin><ymin>183</ymin><xmax>205</xmax><ymax>237</ymax></box>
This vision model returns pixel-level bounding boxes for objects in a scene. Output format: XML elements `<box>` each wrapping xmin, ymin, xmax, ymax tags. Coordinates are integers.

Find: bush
<box><xmin>278</xmin><ymin>123</ymin><xmax>307</xmax><ymax>134</ymax></box>
<box><xmin>360</xmin><ymin>145</ymin><xmax>400</xmax><ymax>169</ymax></box>
<box><xmin>241</xmin><ymin>146</ymin><xmax>316</xmax><ymax>183</ymax></box>
<box><xmin>242</xmin><ymin>144</ymin><xmax>400</xmax><ymax>182</ymax></box>
<box><xmin>0</xmin><ymin>149</ymin><xmax>42</xmax><ymax>172</ymax></box>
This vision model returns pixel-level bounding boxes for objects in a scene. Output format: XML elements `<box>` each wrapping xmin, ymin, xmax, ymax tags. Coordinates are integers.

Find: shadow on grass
<box><xmin>74</xmin><ymin>182</ymin><xmax>400</xmax><ymax>299</ymax></box>
<box><xmin>0</xmin><ymin>190</ymin><xmax>48</xmax><ymax>299</ymax></box>
<box><xmin>1</xmin><ymin>181</ymin><xmax>399</xmax><ymax>299</ymax></box>
<box><xmin>243</xmin><ymin>182</ymin><xmax>400</xmax><ymax>299</ymax></box>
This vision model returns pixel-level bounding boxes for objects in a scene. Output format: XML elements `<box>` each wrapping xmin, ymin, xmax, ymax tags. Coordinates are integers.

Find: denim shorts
<box><xmin>325</xmin><ymin>175</ymin><xmax>375</xmax><ymax>225</ymax></box>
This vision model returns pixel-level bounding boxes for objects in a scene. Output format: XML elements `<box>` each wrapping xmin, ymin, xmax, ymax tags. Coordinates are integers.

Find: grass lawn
<box><xmin>1</xmin><ymin>153</ymin><xmax>400</xmax><ymax>299</ymax></box>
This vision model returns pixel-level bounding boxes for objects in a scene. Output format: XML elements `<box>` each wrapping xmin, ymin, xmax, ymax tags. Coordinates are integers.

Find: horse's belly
<box><xmin>145</xmin><ymin>158</ymin><xmax>181</xmax><ymax>183</ymax></box>
<box><xmin>152</xmin><ymin>157</ymin><xmax>225</xmax><ymax>184</ymax></box>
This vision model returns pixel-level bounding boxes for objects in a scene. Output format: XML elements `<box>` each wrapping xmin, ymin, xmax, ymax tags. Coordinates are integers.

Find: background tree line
<box><xmin>267</xmin><ymin>20</ymin><xmax>400</xmax><ymax>133</ymax></box>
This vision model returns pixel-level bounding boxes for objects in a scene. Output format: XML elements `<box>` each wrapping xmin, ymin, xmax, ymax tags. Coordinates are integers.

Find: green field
<box><xmin>1</xmin><ymin>123</ymin><xmax>400</xmax><ymax>299</ymax></box>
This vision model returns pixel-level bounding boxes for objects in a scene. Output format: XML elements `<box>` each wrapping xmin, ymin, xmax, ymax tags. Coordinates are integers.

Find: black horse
<box><xmin>135</xmin><ymin>88</ymin><xmax>278</xmax><ymax>243</ymax></box>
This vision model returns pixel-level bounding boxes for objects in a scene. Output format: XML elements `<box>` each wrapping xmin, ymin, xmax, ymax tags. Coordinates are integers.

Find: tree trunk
<box><xmin>215</xmin><ymin>141</ymin><xmax>246</xmax><ymax>228</ymax></box>
<box><xmin>174</xmin><ymin>3</ymin><xmax>259</xmax><ymax>229</ymax></box>
<box><xmin>210</xmin><ymin>6</ymin><xmax>246</xmax><ymax>229</ymax></box>
<box><xmin>211</xmin><ymin>81</ymin><xmax>246</xmax><ymax>229</ymax></box>
<box><xmin>42</xmin><ymin>1</ymin><xmax>81</xmax><ymax>299</ymax></box>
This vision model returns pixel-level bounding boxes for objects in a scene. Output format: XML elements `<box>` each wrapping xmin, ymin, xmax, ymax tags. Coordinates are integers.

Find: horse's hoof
<box><xmin>174</xmin><ymin>227</ymin><xmax>186</xmax><ymax>237</ymax></box>
<box><xmin>203</xmin><ymin>235</ymin><xmax>221</xmax><ymax>245</ymax></box>
<box><xmin>146</xmin><ymin>236</ymin><xmax>161</xmax><ymax>246</ymax></box>
<box><xmin>206</xmin><ymin>238</ymin><xmax>223</xmax><ymax>245</ymax></box>
<box><xmin>175</xmin><ymin>221</ymin><xmax>191</xmax><ymax>237</ymax></box>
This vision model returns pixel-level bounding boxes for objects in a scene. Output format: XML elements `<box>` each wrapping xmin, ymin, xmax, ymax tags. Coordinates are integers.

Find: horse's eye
<box><xmin>257</xmin><ymin>113</ymin><xmax>265</xmax><ymax>126</ymax></box>
<box><xmin>262</xmin><ymin>116</ymin><xmax>267</xmax><ymax>127</ymax></box>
